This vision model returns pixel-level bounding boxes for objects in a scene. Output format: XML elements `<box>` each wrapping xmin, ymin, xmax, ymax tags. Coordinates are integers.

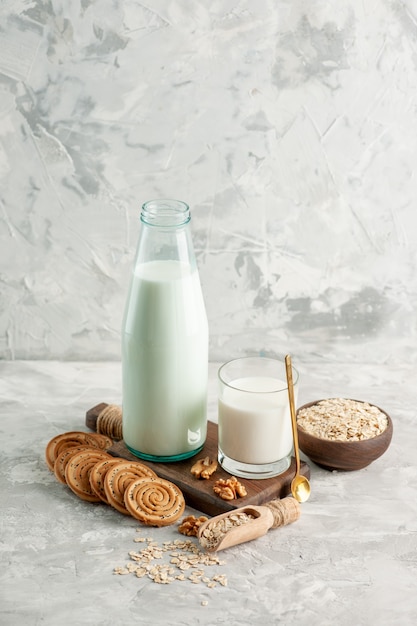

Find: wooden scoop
<box><xmin>197</xmin><ymin>496</ymin><xmax>300</xmax><ymax>552</ymax></box>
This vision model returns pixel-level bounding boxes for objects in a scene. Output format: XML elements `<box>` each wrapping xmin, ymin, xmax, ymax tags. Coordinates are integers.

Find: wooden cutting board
<box><xmin>86</xmin><ymin>406</ymin><xmax>310</xmax><ymax>517</ymax></box>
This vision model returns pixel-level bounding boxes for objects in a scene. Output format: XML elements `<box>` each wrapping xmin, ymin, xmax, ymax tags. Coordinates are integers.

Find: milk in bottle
<box><xmin>121</xmin><ymin>200</ymin><xmax>208</xmax><ymax>461</ymax></box>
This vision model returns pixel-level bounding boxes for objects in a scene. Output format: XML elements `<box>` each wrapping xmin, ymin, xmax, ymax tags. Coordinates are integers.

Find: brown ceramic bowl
<box><xmin>296</xmin><ymin>399</ymin><xmax>393</xmax><ymax>471</ymax></box>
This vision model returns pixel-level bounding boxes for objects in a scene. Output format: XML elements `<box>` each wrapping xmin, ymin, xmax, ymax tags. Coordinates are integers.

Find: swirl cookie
<box><xmin>45</xmin><ymin>432</ymin><xmax>93</xmax><ymax>471</ymax></box>
<box><xmin>124</xmin><ymin>477</ymin><xmax>185</xmax><ymax>527</ymax></box>
<box><xmin>54</xmin><ymin>445</ymin><xmax>96</xmax><ymax>484</ymax></box>
<box><xmin>86</xmin><ymin>432</ymin><xmax>114</xmax><ymax>451</ymax></box>
<box><xmin>89</xmin><ymin>458</ymin><xmax>121</xmax><ymax>504</ymax></box>
<box><xmin>104</xmin><ymin>461</ymin><xmax>158</xmax><ymax>515</ymax></box>
<box><xmin>65</xmin><ymin>449</ymin><xmax>112</xmax><ymax>502</ymax></box>
<box><xmin>45</xmin><ymin>431</ymin><xmax>113</xmax><ymax>471</ymax></box>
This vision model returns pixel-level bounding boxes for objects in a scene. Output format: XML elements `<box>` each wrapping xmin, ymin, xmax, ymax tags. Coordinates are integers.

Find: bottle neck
<box><xmin>141</xmin><ymin>199</ymin><xmax>190</xmax><ymax>227</ymax></box>
<box><xmin>135</xmin><ymin>199</ymin><xmax>196</xmax><ymax>269</ymax></box>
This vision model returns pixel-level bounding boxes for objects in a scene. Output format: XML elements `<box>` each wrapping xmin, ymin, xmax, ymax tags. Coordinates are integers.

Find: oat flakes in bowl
<box><xmin>296</xmin><ymin>398</ymin><xmax>393</xmax><ymax>471</ymax></box>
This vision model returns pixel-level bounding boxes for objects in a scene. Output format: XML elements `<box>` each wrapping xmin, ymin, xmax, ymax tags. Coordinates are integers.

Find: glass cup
<box><xmin>217</xmin><ymin>356</ymin><xmax>299</xmax><ymax>479</ymax></box>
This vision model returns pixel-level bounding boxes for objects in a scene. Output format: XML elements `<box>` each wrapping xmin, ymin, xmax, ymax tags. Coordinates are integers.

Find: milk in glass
<box><xmin>217</xmin><ymin>357</ymin><xmax>299</xmax><ymax>479</ymax></box>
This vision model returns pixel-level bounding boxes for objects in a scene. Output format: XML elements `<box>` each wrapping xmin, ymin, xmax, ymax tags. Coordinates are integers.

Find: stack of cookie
<box><xmin>45</xmin><ymin>431</ymin><xmax>185</xmax><ymax>527</ymax></box>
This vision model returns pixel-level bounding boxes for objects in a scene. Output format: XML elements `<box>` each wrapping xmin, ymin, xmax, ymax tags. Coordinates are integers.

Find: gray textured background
<box><xmin>1</xmin><ymin>0</ymin><xmax>416</xmax><ymax>363</ymax></box>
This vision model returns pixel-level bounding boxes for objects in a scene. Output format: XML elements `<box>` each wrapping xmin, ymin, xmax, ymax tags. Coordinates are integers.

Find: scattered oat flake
<box><xmin>114</xmin><ymin>532</ymin><xmax>227</xmax><ymax>591</ymax></box>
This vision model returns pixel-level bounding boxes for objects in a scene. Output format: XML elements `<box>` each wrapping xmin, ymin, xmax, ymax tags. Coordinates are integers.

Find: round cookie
<box><xmin>45</xmin><ymin>432</ymin><xmax>93</xmax><ymax>471</ymax></box>
<box><xmin>89</xmin><ymin>458</ymin><xmax>121</xmax><ymax>504</ymax></box>
<box><xmin>84</xmin><ymin>432</ymin><xmax>114</xmax><ymax>451</ymax></box>
<box><xmin>104</xmin><ymin>461</ymin><xmax>158</xmax><ymax>515</ymax></box>
<box><xmin>124</xmin><ymin>477</ymin><xmax>185</xmax><ymax>527</ymax></box>
<box><xmin>65</xmin><ymin>449</ymin><xmax>112</xmax><ymax>502</ymax></box>
<box><xmin>54</xmin><ymin>445</ymin><xmax>95</xmax><ymax>484</ymax></box>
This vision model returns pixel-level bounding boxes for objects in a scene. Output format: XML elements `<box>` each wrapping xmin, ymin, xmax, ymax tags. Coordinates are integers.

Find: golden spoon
<box><xmin>285</xmin><ymin>354</ymin><xmax>311</xmax><ymax>503</ymax></box>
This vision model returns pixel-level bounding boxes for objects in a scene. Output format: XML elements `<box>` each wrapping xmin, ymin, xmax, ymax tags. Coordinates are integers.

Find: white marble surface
<box><xmin>1</xmin><ymin>359</ymin><xmax>416</xmax><ymax>626</ymax></box>
<box><xmin>1</xmin><ymin>1</ymin><xmax>416</xmax><ymax>364</ymax></box>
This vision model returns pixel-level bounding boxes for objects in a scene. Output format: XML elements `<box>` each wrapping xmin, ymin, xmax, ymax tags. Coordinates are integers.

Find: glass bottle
<box><xmin>121</xmin><ymin>199</ymin><xmax>208</xmax><ymax>462</ymax></box>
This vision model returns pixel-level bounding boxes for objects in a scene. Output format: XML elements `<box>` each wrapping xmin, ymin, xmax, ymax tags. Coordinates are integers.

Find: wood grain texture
<box><xmin>86</xmin><ymin>405</ymin><xmax>310</xmax><ymax>516</ymax></box>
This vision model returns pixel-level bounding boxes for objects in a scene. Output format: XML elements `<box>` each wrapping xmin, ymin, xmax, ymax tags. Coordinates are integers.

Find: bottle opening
<box><xmin>141</xmin><ymin>199</ymin><xmax>191</xmax><ymax>227</ymax></box>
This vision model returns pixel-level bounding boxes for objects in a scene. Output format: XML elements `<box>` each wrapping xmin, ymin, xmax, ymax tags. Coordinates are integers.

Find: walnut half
<box><xmin>178</xmin><ymin>514</ymin><xmax>208</xmax><ymax>537</ymax></box>
<box><xmin>213</xmin><ymin>476</ymin><xmax>247</xmax><ymax>501</ymax></box>
<box><xmin>191</xmin><ymin>456</ymin><xmax>218</xmax><ymax>480</ymax></box>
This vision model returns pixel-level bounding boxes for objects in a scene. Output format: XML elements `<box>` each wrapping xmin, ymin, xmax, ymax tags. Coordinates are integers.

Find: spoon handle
<box><xmin>285</xmin><ymin>354</ymin><xmax>301</xmax><ymax>475</ymax></box>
